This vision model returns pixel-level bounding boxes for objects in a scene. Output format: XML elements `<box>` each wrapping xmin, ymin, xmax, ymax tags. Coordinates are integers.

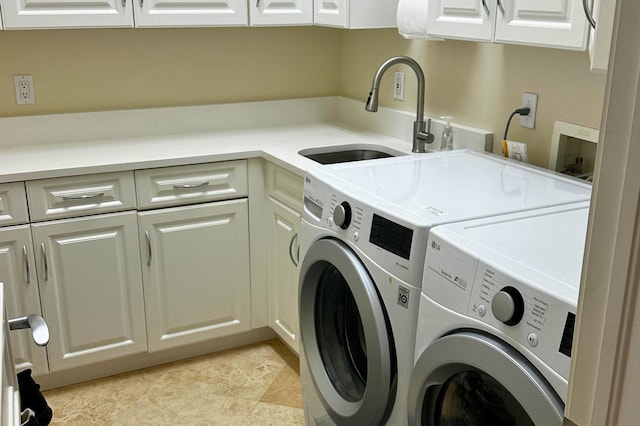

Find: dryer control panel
<box><xmin>467</xmin><ymin>262</ymin><xmax>575</xmax><ymax>381</ymax></box>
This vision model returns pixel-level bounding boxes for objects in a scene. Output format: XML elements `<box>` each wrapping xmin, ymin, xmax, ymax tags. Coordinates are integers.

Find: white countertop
<box><xmin>0</xmin><ymin>97</ymin><xmax>492</xmax><ymax>183</ymax></box>
<box><xmin>0</xmin><ymin>122</ymin><xmax>414</xmax><ymax>183</ymax></box>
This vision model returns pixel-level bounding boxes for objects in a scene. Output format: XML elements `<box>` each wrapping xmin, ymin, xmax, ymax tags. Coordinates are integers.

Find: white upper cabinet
<box><xmin>315</xmin><ymin>0</ymin><xmax>399</xmax><ymax>29</ymax></box>
<box><xmin>134</xmin><ymin>0</ymin><xmax>248</xmax><ymax>28</ymax></box>
<box><xmin>1</xmin><ymin>0</ymin><xmax>134</xmax><ymax>29</ymax></box>
<box><xmin>588</xmin><ymin>0</ymin><xmax>615</xmax><ymax>72</ymax></box>
<box><xmin>249</xmin><ymin>0</ymin><xmax>312</xmax><ymax>26</ymax></box>
<box><xmin>426</xmin><ymin>0</ymin><xmax>494</xmax><ymax>42</ymax></box>
<box><xmin>428</xmin><ymin>0</ymin><xmax>590</xmax><ymax>50</ymax></box>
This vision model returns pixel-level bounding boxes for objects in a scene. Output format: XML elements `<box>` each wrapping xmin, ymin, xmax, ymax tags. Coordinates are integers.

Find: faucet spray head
<box><xmin>365</xmin><ymin>88</ymin><xmax>379</xmax><ymax>112</ymax></box>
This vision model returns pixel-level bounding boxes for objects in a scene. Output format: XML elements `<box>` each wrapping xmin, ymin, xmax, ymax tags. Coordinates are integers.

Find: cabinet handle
<box><xmin>41</xmin><ymin>243</ymin><xmax>48</xmax><ymax>281</ymax></box>
<box><xmin>582</xmin><ymin>0</ymin><xmax>596</xmax><ymax>29</ymax></box>
<box><xmin>62</xmin><ymin>192</ymin><xmax>105</xmax><ymax>201</ymax></box>
<box><xmin>23</xmin><ymin>245</ymin><xmax>30</xmax><ymax>284</ymax></box>
<box><xmin>172</xmin><ymin>181</ymin><xmax>209</xmax><ymax>189</ymax></box>
<box><xmin>496</xmin><ymin>0</ymin><xmax>505</xmax><ymax>15</ymax></box>
<box><xmin>140</xmin><ymin>0</ymin><xmax>143</xmax><ymax>7</ymax></box>
<box><xmin>288</xmin><ymin>233</ymin><xmax>299</xmax><ymax>267</ymax></box>
<box><xmin>256</xmin><ymin>0</ymin><xmax>260</xmax><ymax>7</ymax></box>
<box><xmin>122</xmin><ymin>0</ymin><xmax>126</xmax><ymax>7</ymax></box>
<box><xmin>145</xmin><ymin>230</ymin><xmax>152</xmax><ymax>266</ymax></box>
<box><xmin>481</xmin><ymin>0</ymin><xmax>490</xmax><ymax>16</ymax></box>
<box><xmin>9</xmin><ymin>315</ymin><xmax>50</xmax><ymax>347</ymax></box>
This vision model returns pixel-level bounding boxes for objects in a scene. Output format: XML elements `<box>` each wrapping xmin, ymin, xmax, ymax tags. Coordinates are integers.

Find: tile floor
<box><xmin>42</xmin><ymin>339</ymin><xmax>304</xmax><ymax>425</ymax></box>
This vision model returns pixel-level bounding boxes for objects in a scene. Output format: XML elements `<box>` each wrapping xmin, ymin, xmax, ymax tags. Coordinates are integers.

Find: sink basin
<box><xmin>299</xmin><ymin>144</ymin><xmax>406</xmax><ymax>165</ymax></box>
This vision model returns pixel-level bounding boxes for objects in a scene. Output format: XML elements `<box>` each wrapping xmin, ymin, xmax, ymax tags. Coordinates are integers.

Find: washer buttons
<box><xmin>477</xmin><ymin>305</ymin><xmax>486</xmax><ymax>317</ymax></box>
<box><xmin>327</xmin><ymin>217</ymin><xmax>334</xmax><ymax>226</ymax></box>
<box><xmin>527</xmin><ymin>333</ymin><xmax>539</xmax><ymax>347</ymax></box>
<box><xmin>353</xmin><ymin>232</ymin><xmax>359</xmax><ymax>242</ymax></box>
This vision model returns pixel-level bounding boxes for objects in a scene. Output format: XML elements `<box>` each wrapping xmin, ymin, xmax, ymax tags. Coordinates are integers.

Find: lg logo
<box><xmin>431</xmin><ymin>241</ymin><xmax>441</xmax><ymax>251</ymax></box>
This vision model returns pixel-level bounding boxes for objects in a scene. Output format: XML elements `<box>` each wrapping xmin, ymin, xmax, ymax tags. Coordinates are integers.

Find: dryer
<box><xmin>298</xmin><ymin>151</ymin><xmax>591</xmax><ymax>426</ymax></box>
<box><xmin>407</xmin><ymin>202</ymin><xmax>590</xmax><ymax>425</ymax></box>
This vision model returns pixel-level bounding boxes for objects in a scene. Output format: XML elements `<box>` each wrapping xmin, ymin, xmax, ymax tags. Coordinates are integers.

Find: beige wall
<box><xmin>341</xmin><ymin>29</ymin><xmax>607</xmax><ymax>167</ymax></box>
<box><xmin>1</xmin><ymin>26</ymin><xmax>607</xmax><ymax>169</ymax></box>
<box><xmin>0</xmin><ymin>27</ymin><xmax>342</xmax><ymax>117</ymax></box>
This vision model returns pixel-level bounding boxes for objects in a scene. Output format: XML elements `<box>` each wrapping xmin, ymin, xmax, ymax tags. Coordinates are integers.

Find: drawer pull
<box><xmin>9</xmin><ymin>314</ymin><xmax>50</xmax><ymax>347</ymax></box>
<box><xmin>496</xmin><ymin>0</ymin><xmax>505</xmax><ymax>15</ymax></box>
<box><xmin>172</xmin><ymin>181</ymin><xmax>210</xmax><ymax>190</ymax></box>
<box><xmin>23</xmin><ymin>245</ymin><xmax>30</xmax><ymax>284</ymax></box>
<box><xmin>62</xmin><ymin>192</ymin><xmax>105</xmax><ymax>201</ymax></box>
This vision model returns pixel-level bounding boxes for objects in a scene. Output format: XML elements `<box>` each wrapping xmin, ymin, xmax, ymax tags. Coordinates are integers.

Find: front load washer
<box><xmin>407</xmin><ymin>202</ymin><xmax>590</xmax><ymax>425</ymax></box>
<box><xmin>298</xmin><ymin>151</ymin><xmax>591</xmax><ymax>426</ymax></box>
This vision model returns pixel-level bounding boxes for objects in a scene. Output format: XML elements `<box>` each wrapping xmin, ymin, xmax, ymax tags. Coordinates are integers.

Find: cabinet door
<box><xmin>138</xmin><ymin>200</ymin><xmax>251</xmax><ymax>352</ymax></box>
<box><xmin>495</xmin><ymin>0</ymin><xmax>589</xmax><ymax>49</ymax></box>
<box><xmin>267</xmin><ymin>198</ymin><xmax>300</xmax><ymax>354</ymax></box>
<box><xmin>0</xmin><ymin>226</ymin><xmax>48</xmax><ymax>376</ymax></box>
<box><xmin>134</xmin><ymin>0</ymin><xmax>247</xmax><ymax>27</ymax></box>
<box><xmin>427</xmin><ymin>0</ymin><xmax>494</xmax><ymax>41</ymax></box>
<box><xmin>32</xmin><ymin>212</ymin><xmax>146</xmax><ymax>372</ymax></box>
<box><xmin>314</xmin><ymin>0</ymin><xmax>347</xmax><ymax>28</ymax></box>
<box><xmin>249</xmin><ymin>0</ymin><xmax>312</xmax><ymax>26</ymax></box>
<box><xmin>1</xmin><ymin>0</ymin><xmax>134</xmax><ymax>29</ymax></box>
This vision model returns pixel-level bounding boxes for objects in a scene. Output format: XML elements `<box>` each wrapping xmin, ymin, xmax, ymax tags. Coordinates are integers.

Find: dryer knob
<box><xmin>333</xmin><ymin>202</ymin><xmax>352</xmax><ymax>229</ymax></box>
<box><xmin>491</xmin><ymin>286</ymin><xmax>525</xmax><ymax>326</ymax></box>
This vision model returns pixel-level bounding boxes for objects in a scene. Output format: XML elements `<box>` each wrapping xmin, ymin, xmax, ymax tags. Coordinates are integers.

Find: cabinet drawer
<box><xmin>135</xmin><ymin>160</ymin><xmax>248</xmax><ymax>210</ymax></box>
<box><xmin>26</xmin><ymin>171</ymin><xmax>136</xmax><ymax>222</ymax></box>
<box><xmin>267</xmin><ymin>163</ymin><xmax>303</xmax><ymax>212</ymax></box>
<box><xmin>0</xmin><ymin>182</ymin><xmax>29</xmax><ymax>226</ymax></box>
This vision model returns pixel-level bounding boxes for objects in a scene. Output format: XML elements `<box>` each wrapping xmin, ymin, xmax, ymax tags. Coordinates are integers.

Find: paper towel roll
<box><xmin>397</xmin><ymin>0</ymin><xmax>431</xmax><ymax>39</ymax></box>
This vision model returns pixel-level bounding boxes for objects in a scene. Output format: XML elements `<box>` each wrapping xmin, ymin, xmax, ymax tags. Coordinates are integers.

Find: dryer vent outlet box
<box><xmin>549</xmin><ymin>121</ymin><xmax>600</xmax><ymax>181</ymax></box>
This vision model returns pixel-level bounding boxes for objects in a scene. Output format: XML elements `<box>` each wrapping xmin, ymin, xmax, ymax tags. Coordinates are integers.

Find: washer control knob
<box><xmin>491</xmin><ymin>286</ymin><xmax>525</xmax><ymax>326</ymax></box>
<box><xmin>333</xmin><ymin>202</ymin><xmax>352</xmax><ymax>229</ymax></box>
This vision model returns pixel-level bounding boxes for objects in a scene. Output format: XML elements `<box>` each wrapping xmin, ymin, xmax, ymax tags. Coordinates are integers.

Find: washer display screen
<box><xmin>370</xmin><ymin>214</ymin><xmax>413</xmax><ymax>260</ymax></box>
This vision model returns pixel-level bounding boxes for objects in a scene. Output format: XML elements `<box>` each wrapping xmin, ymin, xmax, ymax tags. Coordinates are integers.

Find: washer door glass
<box><xmin>407</xmin><ymin>331</ymin><xmax>564</xmax><ymax>426</ymax></box>
<box><xmin>315</xmin><ymin>265</ymin><xmax>368</xmax><ymax>402</ymax></box>
<box><xmin>299</xmin><ymin>238</ymin><xmax>397</xmax><ymax>426</ymax></box>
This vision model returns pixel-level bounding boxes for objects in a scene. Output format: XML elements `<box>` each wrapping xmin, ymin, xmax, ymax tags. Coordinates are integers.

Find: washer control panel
<box><xmin>302</xmin><ymin>173</ymin><xmax>428</xmax><ymax>287</ymax></box>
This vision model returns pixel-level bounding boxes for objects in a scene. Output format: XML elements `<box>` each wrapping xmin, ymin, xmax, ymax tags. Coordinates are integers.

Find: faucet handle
<box><xmin>417</xmin><ymin>119</ymin><xmax>435</xmax><ymax>144</ymax></box>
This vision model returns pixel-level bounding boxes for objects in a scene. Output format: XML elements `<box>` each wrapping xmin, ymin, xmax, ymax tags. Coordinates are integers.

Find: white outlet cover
<box><xmin>520</xmin><ymin>92</ymin><xmax>537</xmax><ymax>129</ymax></box>
<box><xmin>14</xmin><ymin>75</ymin><xmax>35</xmax><ymax>105</ymax></box>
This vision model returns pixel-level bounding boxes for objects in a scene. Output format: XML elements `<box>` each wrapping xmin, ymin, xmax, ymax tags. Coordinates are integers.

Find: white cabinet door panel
<box><xmin>249</xmin><ymin>0</ymin><xmax>312</xmax><ymax>26</ymax></box>
<box><xmin>134</xmin><ymin>0</ymin><xmax>248</xmax><ymax>27</ymax></box>
<box><xmin>1</xmin><ymin>0</ymin><xmax>134</xmax><ymax>29</ymax></box>
<box><xmin>427</xmin><ymin>0</ymin><xmax>494</xmax><ymax>41</ymax></box>
<box><xmin>0</xmin><ymin>226</ymin><xmax>48</xmax><ymax>376</ymax></box>
<box><xmin>32</xmin><ymin>212</ymin><xmax>146</xmax><ymax>371</ymax></box>
<box><xmin>139</xmin><ymin>200</ymin><xmax>251</xmax><ymax>352</ymax></box>
<box><xmin>495</xmin><ymin>0</ymin><xmax>589</xmax><ymax>49</ymax></box>
<box><xmin>267</xmin><ymin>198</ymin><xmax>299</xmax><ymax>354</ymax></box>
<box><xmin>314</xmin><ymin>0</ymin><xmax>347</xmax><ymax>27</ymax></box>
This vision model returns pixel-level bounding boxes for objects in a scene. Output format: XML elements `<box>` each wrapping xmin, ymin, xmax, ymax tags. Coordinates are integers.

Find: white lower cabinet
<box><xmin>267</xmin><ymin>198</ymin><xmax>300</xmax><ymax>353</ymax></box>
<box><xmin>138</xmin><ymin>199</ymin><xmax>251</xmax><ymax>352</ymax></box>
<box><xmin>0</xmin><ymin>225</ymin><xmax>48</xmax><ymax>376</ymax></box>
<box><xmin>31</xmin><ymin>212</ymin><xmax>147</xmax><ymax>372</ymax></box>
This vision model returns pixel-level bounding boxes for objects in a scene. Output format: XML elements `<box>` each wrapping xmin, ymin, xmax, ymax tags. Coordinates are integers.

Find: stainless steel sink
<box><xmin>299</xmin><ymin>144</ymin><xmax>407</xmax><ymax>165</ymax></box>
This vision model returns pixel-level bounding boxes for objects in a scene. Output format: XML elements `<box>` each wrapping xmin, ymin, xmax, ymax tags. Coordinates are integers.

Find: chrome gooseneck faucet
<box><xmin>365</xmin><ymin>56</ymin><xmax>434</xmax><ymax>153</ymax></box>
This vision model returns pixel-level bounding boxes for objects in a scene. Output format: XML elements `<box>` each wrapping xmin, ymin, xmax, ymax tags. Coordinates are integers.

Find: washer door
<box><xmin>299</xmin><ymin>238</ymin><xmax>397</xmax><ymax>426</ymax></box>
<box><xmin>408</xmin><ymin>330</ymin><xmax>564</xmax><ymax>426</ymax></box>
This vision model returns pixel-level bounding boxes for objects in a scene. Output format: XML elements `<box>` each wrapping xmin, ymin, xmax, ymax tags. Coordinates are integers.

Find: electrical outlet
<box><xmin>14</xmin><ymin>75</ymin><xmax>35</xmax><ymax>105</ymax></box>
<box><xmin>520</xmin><ymin>92</ymin><xmax>537</xmax><ymax>129</ymax></box>
<box><xmin>394</xmin><ymin>71</ymin><xmax>405</xmax><ymax>101</ymax></box>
